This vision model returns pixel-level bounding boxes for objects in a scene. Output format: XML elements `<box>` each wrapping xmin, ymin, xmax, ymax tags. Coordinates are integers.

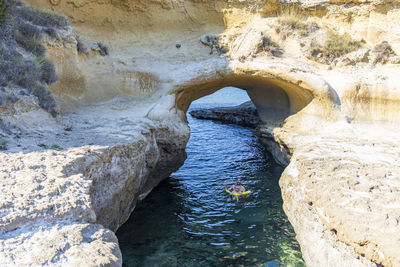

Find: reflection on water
<box><xmin>116</xmin><ymin>103</ymin><xmax>304</xmax><ymax>267</ymax></box>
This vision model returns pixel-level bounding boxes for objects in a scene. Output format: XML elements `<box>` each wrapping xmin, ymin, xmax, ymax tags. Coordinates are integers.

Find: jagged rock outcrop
<box><xmin>0</xmin><ymin>99</ymin><xmax>188</xmax><ymax>265</ymax></box>
<box><xmin>189</xmin><ymin>101</ymin><xmax>262</xmax><ymax>127</ymax></box>
<box><xmin>1</xmin><ymin>0</ymin><xmax>400</xmax><ymax>266</ymax></box>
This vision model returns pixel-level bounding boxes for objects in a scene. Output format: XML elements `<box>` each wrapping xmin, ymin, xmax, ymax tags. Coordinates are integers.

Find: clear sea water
<box><xmin>116</xmin><ymin>88</ymin><xmax>305</xmax><ymax>267</ymax></box>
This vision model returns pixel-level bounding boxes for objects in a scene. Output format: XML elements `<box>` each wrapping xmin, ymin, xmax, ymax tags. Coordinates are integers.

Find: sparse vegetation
<box><xmin>257</xmin><ymin>36</ymin><xmax>282</xmax><ymax>57</ymax></box>
<box><xmin>38</xmin><ymin>143</ymin><xmax>63</xmax><ymax>150</ymax></box>
<box><xmin>275</xmin><ymin>4</ymin><xmax>362</xmax><ymax>63</ymax></box>
<box><xmin>76</xmin><ymin>36</ymin><xmax>86</xmax><ymax>53</ymax></box>
<box><xmin>15</xmin><ymin>33</ymin><xmax>46</xmax><ymax>57</ymax></box>
<box><xmin>306</xmin><ymin>31</ymin><xmax>363</xmax><ymax>64</ymax></box>
<box><xmin>0</xmin><ymin>139</ymin><xmax>7</xmax><ymax>150</ymax></box>
<box><xmin>38</xmin><ymin>143</ymin><xmax>48</xmax><ymax>149</ymax></box>
<box><xmin>323</xmin><ymin>32</ymin><xmax>362</xmax><ymax>60</ymax></box>
<box><xmin>0</xmin><ymin>0</ymin><xmax>66</xmax><ymax>117</ymax></box>
<box><xmin>371</xmin><ymin>41</ymin><xmax>397</xmax><ymax>65</ymax></box>
<box><xmin>0</xmin><ymin>50</ymin><xmax>38</xmax><ymax>88</ymax></box>
<box><xmin>275</xmin><ymin>4</ymin><xmax>319</xmax><ymax>37</ymax></box>
<box><xmin>0</xmin><ymin>0</ymin><xmax>7</xmax><ymax>25</ymax></box>
<box><xmin>13</xmin><ymin>5</ymin><xmax>68</xmax><ymax>28</ymax></box>
<box><xmin>37</xmin><ymin>58</ymin><xmax>58</xmax><ymax>84</ymax></box>
<box><xmin>75</xmin><ymin>36</ymin><xmax>110</xmax><ymax>56</ymax></box>
<box><xmin>17</xmin><ymin>21</ymin><xmax>42</xmax><ymax>39</ymax></box>
<box><xmin>97</xmin><ymin>42</ymin><xmax>109</xmax><ymax>56</ymax></box>
<box><xmin>277</xmin><ymin>5</ymin><xmax>309</xmax><ymax>31</ymax></box>
<box><xmin>199</xmin><ymin>35</ymin><xmax>227</xmax><ymax>55</ymax></box>
<box><xmin>50</xmin><ymin>144</ymin><xmax>62</xmax><ymax>150</ymax></box>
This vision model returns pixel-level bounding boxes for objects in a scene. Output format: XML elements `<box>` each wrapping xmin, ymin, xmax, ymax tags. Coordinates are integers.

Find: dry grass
<box><xmin>275</xmin><ymin>4</ymin><xmax>319</xmax><ymax>37</ymax></box>
<box><xmin>0</xmin><ymin>0</ymin><xmax>65</xmax><ymax>117</ymax></box>
<box><xmin>276</xmin><ymin>5</ymin><xmax>309</xmax><ymax>31</ymax></box>
<box><xmin>323</xmin><ymin>31</ymin><xmax>362</xmax><ymax>59</ymax></box>
<box><xmin>14</xmin><ymin>5</ymin><xmax>68</xmax><ymax>28</ymax></box>
<box><xmin>304</xmin><ymin>30</ymin><xmax>363</xmax><ymax>64</ymax></box>
<box><xmin>257</xmin><ymin>36</ymin><xmax>282</xmax><ymax>57</ymax></box>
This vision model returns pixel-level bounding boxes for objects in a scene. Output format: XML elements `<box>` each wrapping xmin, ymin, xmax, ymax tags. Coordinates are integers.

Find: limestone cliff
<box><xmin>1</xmin><ymin>0</ymin><xmax>400</xmax><ymax>266</ymax></box>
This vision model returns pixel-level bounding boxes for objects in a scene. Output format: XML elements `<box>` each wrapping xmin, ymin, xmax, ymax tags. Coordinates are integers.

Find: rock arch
<box><xmin>172</xmin><ymin>67</ymin><xmax>340</xmax><ymax>125</ymax></box>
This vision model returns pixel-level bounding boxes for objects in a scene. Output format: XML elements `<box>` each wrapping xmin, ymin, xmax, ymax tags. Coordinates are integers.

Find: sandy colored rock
<box><xmin>278</xmin><ymin>121</ymin><xmax>400</xmax><ymax>267</ymax></box>
<box><xmin>1</xmin><ymin>0</ymin><xmax>400</xmax><ymax>266</ymax></box>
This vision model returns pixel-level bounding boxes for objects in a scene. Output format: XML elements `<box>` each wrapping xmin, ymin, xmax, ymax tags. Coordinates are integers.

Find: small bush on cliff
<box><xmin>31</xmin><ymin>84</ymin><xmax>58</xmax><ymax>117</ymax></box>
<box><xmin>50</xmin><ymin>144</ymin><xmax>62</xmax><ymax>150</ymax></box>
<box><xmin>276</xmin><ymin>4</ymin><xmax>319</xmax><ymax>37</ymax></box>
<box><xmin>37</xmin><ymin>57</ymin><xmax>58</xmax><ymax>85</ymax></box>
<box><xmin>97</xmin><ymin>42</ymin><xmax>109</xmax><ymax>56</ymax></box>
<box><xmin>0</xmin><ymin>0</ymin><xmax>66</xmax><ymax>117</ymax></box>
<box><xmin>0</xmin><ymin>0</ymin><xmax>7</xmax><ymax>24</ymax></box>
<box><xmin>323</xmin><ymin>32</ymin><xmax>361</xmax><ymax>59</ymax></box>
<box><xmin>257</xmin><ymin>36</ymin><xmax>282</xmax><ymax>57</ymax></box>
<box><xmin>16</xmin><ymin>21</ymin><xmax>42</xmax><ymax>39</ymax></box>
<box><xmin>14</xmin><ymin>32</ymin><xmax>46</xmax><ymax>57</ymax></box>
<box><xmin>371</xmin><ymin>41</ymin><xmax>397</xmax><ymax>65</ymax></box>
<box><xmin>14</xmin><ymin>5</ymin><xmax>68</xmax><ymax>29</ymax></box>
<box><xmin>0</xmin><ymin>49</ymin><xmax>38</xmax><ymax>88</ymax></box>
<box><xmin>277</xmin><ymin>5</ymin><xmax>308</xmax><ymax>31</ymax></box>
<box><xmin>0</xmin><ymin>139</ymin><xmax>6</xmax><ymax>150</ymax></box>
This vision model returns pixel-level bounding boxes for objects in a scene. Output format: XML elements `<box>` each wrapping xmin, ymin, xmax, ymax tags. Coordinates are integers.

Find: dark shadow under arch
<box><xmin>173</xmin><ymin>73</ymin><xmax>314</xmax><ymax>124</ymax></box>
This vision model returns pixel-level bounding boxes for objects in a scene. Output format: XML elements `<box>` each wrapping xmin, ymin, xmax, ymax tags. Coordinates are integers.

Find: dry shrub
<box><xmin>14</xmin><ymin>32</ymin><xmax>46</xmax><ymax>57</ymax></box>
<box><xmin>275</xmin><ymin>4</ymin><xmax>319</xmax><ymax>37</ymax></box>
<box><xmin>277</xmin><ymin>5</ymin><xmax>309</xmax><ymax>30</ymax></box>
<box><xmin>323</xmin><ymin>31</ymin><xmax>362</xmax><ymax>59</ymax></box>
<box><xmin>38</xmin><ymin>57</ymin><xmax>58</xmax><ymax>85</ymax></box>
<box><xmin>257</xmin><ymin>36</ymin><xmax>282</xmax><ymax>57</ymax></box>
<box><xmin>0</xmin><ymin>0</ymin><xmax>64</xmax><ymax>117</ymax></box>
<box><xmin>13</xmin><ymin>5</ymin><xmax>68</xmax><ymax>29</ymax></box>
<box><xmin>0</xmin><ymin>0</ymin><xmax>7</xmax><ymax>24</ymax></box>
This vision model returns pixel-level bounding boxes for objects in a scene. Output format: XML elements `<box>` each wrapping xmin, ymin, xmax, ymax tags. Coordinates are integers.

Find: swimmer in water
<box><xmin>225</xmin><ymin>179</ymin><xmax>246</xmax><ymax>201</ymax></box>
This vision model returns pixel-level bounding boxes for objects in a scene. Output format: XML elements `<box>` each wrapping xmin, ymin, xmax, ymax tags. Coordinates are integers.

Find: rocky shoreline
<box><xmin>189</xmin><ymin>101</ymin><xmax>261</xmax><ymax>127</ymax></box>
<box><xmin>188</xmin><ymin>100</ymin><xmax>400</xmax><ymax>266</ymax></box>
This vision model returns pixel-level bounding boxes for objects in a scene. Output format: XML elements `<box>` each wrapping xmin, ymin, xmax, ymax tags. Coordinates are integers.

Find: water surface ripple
<box><xmin>117</xmin><ymin>103</ymin><xmax>305</xmax><ymax>267</ymax></box>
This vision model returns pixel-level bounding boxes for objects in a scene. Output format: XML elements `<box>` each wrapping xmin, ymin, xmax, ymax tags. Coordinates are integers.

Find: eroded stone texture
<box><xmin>0</xmin><ymin>100</ymin><xmax>188</xmax><ymax>266</ymax></box>
<box><xmin>278</xmin><ymin>121</ymin><xmax>400</xmax><ymax>267</ymax></box>
<box><xmin>0</xmin><ymin>222</ymin><xmax>121</xmax><ymax>266</ymax></box>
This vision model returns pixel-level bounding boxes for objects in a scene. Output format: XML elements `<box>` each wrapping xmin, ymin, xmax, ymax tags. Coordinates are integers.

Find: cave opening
<box><xmin>116</xmin><ymin>87</ymin><xmax>306</xmax><ymax>266</ymax></box>
<box><xmin>173</xmin><ymin>73</ymin><xmax>314</xmax><ymax>126</ymax></box>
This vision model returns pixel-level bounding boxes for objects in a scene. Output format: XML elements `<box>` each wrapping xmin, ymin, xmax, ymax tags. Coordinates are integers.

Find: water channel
<box><xmin>116</xmin><ymin>88</ymin><xmax>304</xmax><ymax>267</ymax></box>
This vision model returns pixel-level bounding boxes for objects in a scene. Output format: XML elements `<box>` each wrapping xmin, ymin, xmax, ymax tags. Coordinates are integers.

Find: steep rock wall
<box><xmin>23</xmin><ymin>0</ymin><xmax>400</xmax><ymax>120</ymax></box>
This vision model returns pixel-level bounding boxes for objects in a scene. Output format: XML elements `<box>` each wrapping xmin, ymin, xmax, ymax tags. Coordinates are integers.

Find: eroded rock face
<box><xmin>1</xmin><ymin>0</ymin><xmax>400</xmax><ymax>266</ymax></box>
<box><xmin>278</xmin><ymin>121</ymin><xmax>400</xmax><ymax>267</ymax></box>
<box><xmin>0</xmin><ymin>101</ymin><xmax>189</xmax><ymax>265</ymax></box>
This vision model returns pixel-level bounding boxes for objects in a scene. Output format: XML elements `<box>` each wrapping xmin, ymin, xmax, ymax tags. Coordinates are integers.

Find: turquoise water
<box><xmin>116</xmin><ymin>89</ymin><xmax>304</xmax><ymax>266</ymax></box>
